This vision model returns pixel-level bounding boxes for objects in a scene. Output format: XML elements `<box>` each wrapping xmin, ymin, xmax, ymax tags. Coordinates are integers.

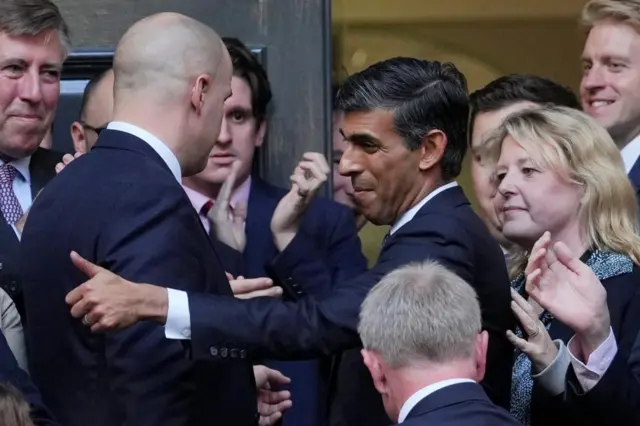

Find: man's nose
<box><xmin>17</xmin><ymin>71</ymin><xmax>44</xmax><ymax>104</ymax></box>
<box><xmin>217</xmin><ymin>116</ymin><xmax>232</xmax><ymax>145</ymax></box>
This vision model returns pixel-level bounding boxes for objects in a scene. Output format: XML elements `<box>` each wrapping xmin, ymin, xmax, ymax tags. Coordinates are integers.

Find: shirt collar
<box><xmin>107</xmin><ymin>121</ymin><xmax>182</xmax><ymax>182</ymax></box>
<box><xmin>397</xmin><ymin>378</ymin><xmax>475</xmax><ymax>423</ymax></box>
<box><xmin>183</xmin><ymin>176</ymin><xmax>252</xmax><ymax>214</ymax></box>
<box><xmin>620</xmin><ymin>133</ymin><xmax>640</xmax><ymax>174</ymax></box>
<box><xmin>0</xmin><ymin>155</ymin><xmax>31</xmax><ymax>183</ymax></box>
<box><xmin>389</xmin><ymin>181</ymin><xmax>458</xmax><ymax>236</ymax></box>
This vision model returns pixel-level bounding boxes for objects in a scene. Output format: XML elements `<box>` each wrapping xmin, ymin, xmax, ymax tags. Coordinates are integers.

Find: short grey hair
<box><xmin>0</xmin><ymin>0</ymin><xmax>71</xmax><ymax>59</ymax></box>
<box><xmin>358</xmin><ymin>261</ymin><xmax>482</xmax><ymax>368</ymax></box>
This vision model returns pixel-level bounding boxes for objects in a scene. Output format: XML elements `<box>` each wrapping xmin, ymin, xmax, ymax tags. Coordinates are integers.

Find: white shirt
<box><xmin>107</xmin><ymin>121</ymin><xmax>182</xmax><ymax>182</ymax></box>
<box><xmin>163</xmin><ymin>181</ymin><xmax>460</xmax><ymax>341</ymax></box>
<box><xmin>1</xmin><ymin>156</ymin><xmax>32</xmax><ymax>239</ymax></box>
<box><xmin>620</xmin><ymin>133</ymin><xmax>640</xmax><ymax>174</ymax></box>
<box><xmin>105</xmin><ymin>122</ymin><xmax>190</xmax><ymax>340</ymax></box>
<box><xmin>389</xmin><ymin>181</ymin><xmax>459</xmax><ymax>236</ymax></box>
<box><xmin>397</xmin><ymin>378</ymin><xmax>475</xmax><ymax>423</ymax></box>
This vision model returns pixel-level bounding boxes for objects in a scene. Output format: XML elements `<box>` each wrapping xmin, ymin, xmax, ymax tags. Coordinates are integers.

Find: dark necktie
<box><xmin>0</xmin><ymin>164</ymin><xmax>24</xmax><ymax>225</ymax></box>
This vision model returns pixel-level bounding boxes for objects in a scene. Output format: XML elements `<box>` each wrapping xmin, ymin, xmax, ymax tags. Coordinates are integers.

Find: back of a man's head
<box><xmin>469</xmin><ymin>74</ymin><xmax>580</xmax><ymax>142</ymax></box>
<box><xmin>113</xmin><ymin>13</ymin><xmax>224</xmax><ymax>106</ymax></box>
<box><xmin>336</xmin><ymin>57</ymin><xmax>469</xmax><ymax>181</ymax></box>
<box><xmin>110</xmin><ymin>13</ymin><xmax>232</xmax><ymax>177</ymax></box>
<box><xmin>358</xmin><ymin>261</ymin><xmax>485</xmax><ymax>421</ymax></box>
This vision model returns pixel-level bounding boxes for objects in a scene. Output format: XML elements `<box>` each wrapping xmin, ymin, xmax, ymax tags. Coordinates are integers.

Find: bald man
<box><xmin>70</xmin><ymin>68</ymin><xmax>114</xmax><ymax>153</ymax></box>
<box><xmin>19</xmin><ymin>13</ymin><xmax>258</xmax><ymax>426</ymax></box>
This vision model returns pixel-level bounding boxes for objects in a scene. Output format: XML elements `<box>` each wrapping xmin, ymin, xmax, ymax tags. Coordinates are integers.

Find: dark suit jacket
<box><xmin>187</xmin><ymin>186</ymin><xmax>513</xmax><ymax>421</ymax></box>
<box><xmin>20</xmin><ymin>130</ymin><xmax>257</xmax><ymax>426</ymax></box>
<box><xmin>401</xmin><ymin>382</ymin><xmax>521</xmax><ymax>426</ymax></box>
<box><xmin>628</xmin><ymin>157</ymin><xmax>640</xmax><ymax>202</ymax></box>
<box><xmin>0</xmin><ymin>147</ymin><xmax>62</xmax><ymax>319</ymax></box>
<box><xmin>242</xmin><ymin>177</ymin><xmax>366</xmax><ymax>426</ymax></box>
<box><xmin>0</xmin><ymin>330</ymin><xmax>58</xmax><ymax>426</ymax></box>
<box><xmin>556</xmin><ymin>266</ymin><xmax>640</xmax><ymax>426</ymax></box>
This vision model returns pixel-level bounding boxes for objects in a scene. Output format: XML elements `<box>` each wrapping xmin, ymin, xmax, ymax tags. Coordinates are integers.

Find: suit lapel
<box><xmin>29</xmin><ymin>148</ymin><xmax>59</xmax><ymax>200</ymax></box>
<box><xmin>243</xmin><ymin>178</ymin><xmax>280</xmax><ymax>277</ymax></box>
<box><xmin>628</xmin><ymin>157</ymin><xmax>640</xmax><ymax>195</ymax></box>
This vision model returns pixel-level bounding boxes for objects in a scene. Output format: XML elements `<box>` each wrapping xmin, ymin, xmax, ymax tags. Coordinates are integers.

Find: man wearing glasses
<box><xmin>70</xmin><ymin>68</ymin><xmax>114</xmax><ymax>153</ymax></box>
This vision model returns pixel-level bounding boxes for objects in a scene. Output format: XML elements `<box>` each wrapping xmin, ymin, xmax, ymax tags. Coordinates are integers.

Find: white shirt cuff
<box><xmin>568</xmin><ymin>327</ymin><xmax>617</xmax><ymax>393</ymax></box>
<box><xmin>531</xmin><ymin>339</ymin><xmax>570</xmax><ymax>395</ymax></box>
<box><xmin>164</xmin><ymin>288</ymin><xmax>192</xmax><ymax>340</ymax></box>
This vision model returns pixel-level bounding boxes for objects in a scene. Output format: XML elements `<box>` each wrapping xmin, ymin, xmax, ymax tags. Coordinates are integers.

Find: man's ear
<box><xmin>255</xmin><ymin>120</ymin><xmax>267</xmax><ymax>148</ymax></box>
<box><xmin>70</xmin><ymin>122</ymin><xmax>87</xmax><ymax>154</ymax></box>
<box><xmin>474</xmin><ymin>330</ymin><xmax>489</xmax><ymax>382</ymax></box>
<box><xmin>418</xmin><ymin>129</ymin><xmax>447</xmax><ymax>171</ymax></box>
<box><xmin>191</xmin><ymin>74</ymin><xmax>211</xmax><ymax>114</ymax></box>
<box><xmin>362</xmin><ymin>349</ymin><xmax>390</xmax><ymax>396</ymax></box>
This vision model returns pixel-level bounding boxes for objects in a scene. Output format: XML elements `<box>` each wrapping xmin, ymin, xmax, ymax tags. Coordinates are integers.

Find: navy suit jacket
<box><xmin>628</xmin><ymin>157</ymin><xmax>640</xmax><ymax>202</ymax></box>
<box><xmin>241</xmin><ymin>177</ymin><xmax>366</xmax><ymax>426</ymax></box>
<box><xmin>19</xmin><ymin>130</ymin><xmax>257</xmax><ymax>426</ymax></box>
<box><xmin>401</xmin><ymin>382</ymin><xmax>521</xmax><ymax>426</ymax></box>
<box><xmin>186</xmin><ymin>186</ymin><xmax>513</xmax><ymax>420</ymax></box>
<box><xmin>0</xmin><ymin>331</ymin><xmax>58</xmax><ymax>426</ymax></box>
<box><xmin>0</xmin><ymin>147</ymin><xmax>62</xmax><ymax>319</ymax></box>
<box><xmin>559</xmin><ymin>266</ymin><xmax>640</xmax><ymax>426</ymax></box>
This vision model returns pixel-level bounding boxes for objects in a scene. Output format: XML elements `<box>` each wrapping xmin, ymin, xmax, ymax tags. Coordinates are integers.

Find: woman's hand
<box><xmin>506</xmin><ymin>288</ymin><xmax>558</xmax><ymax>373</ymax></box>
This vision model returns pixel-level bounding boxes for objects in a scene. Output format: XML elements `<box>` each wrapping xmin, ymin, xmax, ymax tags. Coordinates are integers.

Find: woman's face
<box><xmin>494</xmin><ymin>136</ymin><xmax>583</xmax><ymax>249</ymax></box>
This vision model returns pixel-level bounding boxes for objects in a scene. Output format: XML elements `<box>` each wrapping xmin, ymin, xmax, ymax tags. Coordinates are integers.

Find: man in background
<box><xmin>69</xmin><ymin>69</ymin><xmax>114</xmax><ymax>153</ymax></box>
<box><xmin>0</xmin><ymin>0</ymin><xmax>65</xmax><ymax>318</ymax></box>
<box><xmin>468</xmin><ymin>74</ymin><xmax>580</xmax><ymax>250</ymax></box>
<box><xmin>580</xmin><ymin>0</ymin><xmax>640</xmax><ymax>194</ymax></box>
<box><xmin>358</xmin><ymin>261</ymin><xmax>520</xmax><ymax>426</ymax></box>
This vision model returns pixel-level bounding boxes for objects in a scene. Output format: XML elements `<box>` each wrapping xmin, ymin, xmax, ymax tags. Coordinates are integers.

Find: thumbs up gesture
<box><xmin>65</xmin><ymin>251</ymin><xmax>168</xmax><ymax>332</ymax></box>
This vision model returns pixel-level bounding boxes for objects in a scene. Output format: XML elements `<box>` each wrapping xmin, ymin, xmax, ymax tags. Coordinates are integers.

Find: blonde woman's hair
<box><xmin>0</xmin><ymin>383</ymin><xmax>34</xmax><ymax>426</ymax></box>
<box><xmin>481</xmin><ymin>105</ymin><xmax>640</xmax><ymax>278</ymax></box>
<box><xmin>582</xmin><ymin>0</ymin><xmax>640</xmax><ymax>33</ymax></box>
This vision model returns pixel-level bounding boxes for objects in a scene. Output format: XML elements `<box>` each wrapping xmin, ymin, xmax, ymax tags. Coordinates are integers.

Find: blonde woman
<box><xmin>482</xmin><ymin>105</ymin><xmax>640</xmax><ymax>426</ymax></box>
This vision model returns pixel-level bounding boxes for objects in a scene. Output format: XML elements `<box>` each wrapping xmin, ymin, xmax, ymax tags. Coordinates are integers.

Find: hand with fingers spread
<box><xmin>271</xmin><ymin>152</ymin><xmax>330</xmax><ymax>251</ymax></box>
<box><xmin>253</xmin><ymin>365</ymin><xmax>293</xmax><ymax>425</ymax></box>
<box><xmin>525</xmin><ymin>240</ymin><xmax>610</xmax><ymax>359</ymax></box>
<box><xmin>208</xmin><ymin>160</ymin><xmax>247</xmax><ymax>252</ymax></box>
<box><xmin>65</xmin><ymin>251</ymin><xmax>169</xmax><ymax>332</ymax></box>
<box><xmin>55</xmin><ymin>151</ymin><xmax>84</xmax><ymax>174</ymax></box>
<box><xmin>225</xmin><ymin>272</ymin><xmax>282</xmax><ymax>300</ymax></box>
<box><xmin>506</xmin><ymin>288</ymin><xmax>557</xmax><ymax>373</ymax></box>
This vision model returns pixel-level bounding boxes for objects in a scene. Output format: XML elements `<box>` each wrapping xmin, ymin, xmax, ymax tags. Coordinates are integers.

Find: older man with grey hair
<box><xmin>358</xmin><ymin>261</ymin><xmax>521</xmax><ymax>426</ymax></box>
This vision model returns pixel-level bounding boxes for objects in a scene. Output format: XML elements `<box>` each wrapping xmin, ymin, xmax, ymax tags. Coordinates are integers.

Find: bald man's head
<box><xmin>70</xmin><ymin>69</ymin><xmax>114</xmax><ymax>153</ymax></box>
<box><xmin>113</xmin><ymin>13</ymin><xmax>224</xmax><ymax>101</ymax></box>
<box><xmin>111</xmin><ymin>13</ymin><xmax>232</xmax><ymax>177</ymax></box>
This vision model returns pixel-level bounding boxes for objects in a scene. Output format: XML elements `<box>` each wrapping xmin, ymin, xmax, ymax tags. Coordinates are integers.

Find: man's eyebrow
<box><xmin>340</xmin><ymin>130</ymin><xmax>381</xmax><ymax>146</ymax></box>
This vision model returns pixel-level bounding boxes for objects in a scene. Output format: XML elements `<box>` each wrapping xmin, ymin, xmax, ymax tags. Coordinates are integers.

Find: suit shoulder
<box><xmin>31</xmin><ymin>147</ymin><xmax>64</xmax><ymax>166</ymax></box>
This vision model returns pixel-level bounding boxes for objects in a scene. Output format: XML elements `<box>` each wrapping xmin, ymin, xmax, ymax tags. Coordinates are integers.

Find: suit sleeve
<box><xmin>190</xmin><ymin>219</ymin><xmax>478</xmax><ymax>360</ymax></box>
<box><xmin>565</xmin><ymin>283</ymin><xmax>640</xmax><ymax>425</ymax></box>
<box><xmin>266</xmin><ymin>204</ymin><xmax>367</xmax><ymax>299</ymax></box>
<box><xmin>0</xmin><ymin>331</ymin><xmax>59</xmax><ymax>426</ymax></box>
<box><xmin>96</xmin><ymin>182</ymin><xmax>218</xmax><ymax>425</ymax></box>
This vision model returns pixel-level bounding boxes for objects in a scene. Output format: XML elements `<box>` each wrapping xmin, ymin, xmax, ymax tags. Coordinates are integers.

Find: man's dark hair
<box><xmin>336</xmin><ymin>57</ymin><xmax>469</xmax><ymax>181</ymax></box>
<box><xmin>469</xmin><ymin>74</ymin><xmax>580</xmax><ymax>146</ymax></box>
<box><xmin>222</xmin><ymin>37</ymin><xmax>272</xmax><ymax>124</ymax></box>
<box><xmin>0</xmin><ymin>0</ymin><xmax>71</xmax><ymax>57</ymax></box>
<box><xmin>79</xmin><ymin>69</ymin><xmax>111</xmax><ymax>120</ymax></box>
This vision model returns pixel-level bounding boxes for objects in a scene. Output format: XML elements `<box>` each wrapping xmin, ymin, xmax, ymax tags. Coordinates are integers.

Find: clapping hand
<box><xmin>253</xmin><ymin>365</ymin><xmax>293</xmax><ymax>425</ymax></box>
<box><xmin>207</xmin><ymin>160</ymin><xmax>247</xmax><ymax>252</ymax></box>
<box><xmin>270</xmin><ymin>153</ymin><xmax>330</xmax><ymax>251</ymax></box>
<box><xmin>525</xmin><ymin>232</ymin><xmax>610</xmax><ymax>360</ymax></box>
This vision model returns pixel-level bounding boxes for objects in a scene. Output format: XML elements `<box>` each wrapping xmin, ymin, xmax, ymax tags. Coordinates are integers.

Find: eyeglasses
<box><xmin>79</xmin><ymin>121</ymin><xmax>107</xmax><ymax>135</ymax></box>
